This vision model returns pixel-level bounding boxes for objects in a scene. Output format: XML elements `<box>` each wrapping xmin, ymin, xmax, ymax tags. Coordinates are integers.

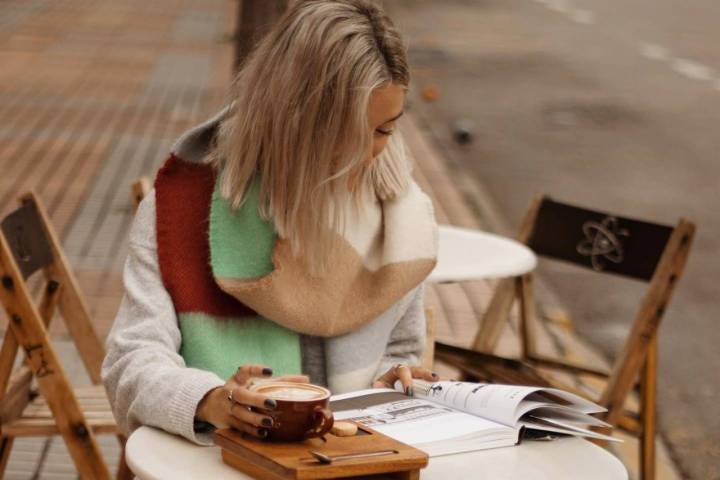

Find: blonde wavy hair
<box><xmin>208</xmin><ymin>0</ymin><xmax>412</xmax><ymax>275</ymax></box>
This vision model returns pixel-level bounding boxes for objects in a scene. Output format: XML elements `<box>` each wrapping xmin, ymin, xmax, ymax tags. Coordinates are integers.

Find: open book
<box><xmin>330</xmin><ymin>380</ymin><xmax>619</xmax><ymax>457</ymax></box>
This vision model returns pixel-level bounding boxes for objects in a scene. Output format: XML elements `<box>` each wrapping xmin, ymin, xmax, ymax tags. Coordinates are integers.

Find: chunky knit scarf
<box><xmin>154</xmin><ymin>106</ymin><xmax>437</xmax><ymax>393</ymax></box>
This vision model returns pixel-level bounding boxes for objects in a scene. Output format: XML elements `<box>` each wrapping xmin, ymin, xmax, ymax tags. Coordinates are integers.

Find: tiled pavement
<box><xmin>0</xmin><ymin>0</ymin><xmax>680</xmax><ymax>478</ymax></box>
<box><xmin>0</xmin><ymin>0</ymin><xmax>233</xmax><ymax>476</ymax></box>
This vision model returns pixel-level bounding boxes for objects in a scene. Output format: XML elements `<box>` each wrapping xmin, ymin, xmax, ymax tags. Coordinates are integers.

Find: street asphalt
<box><xmin>385</xmin><ymin>1</ymin><xmax>720</xmax><ymax>478</ymax></box>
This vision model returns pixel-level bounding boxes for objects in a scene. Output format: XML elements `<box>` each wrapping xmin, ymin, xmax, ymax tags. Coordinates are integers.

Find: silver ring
<box><xmin>228</xmin><ymin>388</ymin><xmax>236</xmax><ymax>403</ymax></box>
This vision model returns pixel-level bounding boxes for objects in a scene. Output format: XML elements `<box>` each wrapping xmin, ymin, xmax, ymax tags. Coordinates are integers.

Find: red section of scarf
<box><xmin>154</xmin><ymin>154</ymin><xmax>255</xmax><ymax>317</ymax></box>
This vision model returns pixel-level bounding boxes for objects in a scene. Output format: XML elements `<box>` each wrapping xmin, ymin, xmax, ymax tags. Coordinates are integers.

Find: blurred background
<box><xmin>0</xmin><ymin>0</ymin><xmax>718</xmax><ymax>478</ymax></box>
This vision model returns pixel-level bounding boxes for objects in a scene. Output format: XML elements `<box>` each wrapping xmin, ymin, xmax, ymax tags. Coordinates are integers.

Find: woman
<box><xmin>101</xmin><ymin>0</ymin><xmax>439</xmax><ymax>446</ymax></box>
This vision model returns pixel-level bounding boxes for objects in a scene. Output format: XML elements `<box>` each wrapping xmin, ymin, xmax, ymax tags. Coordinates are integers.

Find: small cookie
<box><xmin>330</xmin><ymin>421</ymin><xmax>358</xmax><ymax>437</ymax></box>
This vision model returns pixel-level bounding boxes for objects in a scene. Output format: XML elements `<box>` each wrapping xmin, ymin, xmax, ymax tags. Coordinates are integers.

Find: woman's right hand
<box><xmin>195</xmin><ymin>364</ymin><xmax>309</xmax><ymax>439</ymax></box>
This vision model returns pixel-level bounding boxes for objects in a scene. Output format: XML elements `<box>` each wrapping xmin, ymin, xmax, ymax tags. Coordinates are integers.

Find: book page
<box><xmin>408</xmin><ymin>381</ymin><xmax>541</xmax><ymax>426</ymax></box>
<box><xmin>407</xmin><ymin>381</ymin><xmax>605</xmax><ymax>426</ymax></box>
<box><xmin>521</xmin><ymin>417</ymin><xmax>621</xmax><ymax>443</ymax></box>
<box><xmin>330</xmin><ymin>388</ymin><xmax>519</xmax><ymax>456</ymax></box>
<box><xmin>527</xmin><ymin>405</ymin><xmax>611</xmax><ymax>427</ymax></box>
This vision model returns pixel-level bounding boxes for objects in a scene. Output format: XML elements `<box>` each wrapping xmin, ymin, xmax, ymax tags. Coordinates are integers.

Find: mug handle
<box><xmin>305</xmin><ymin>406</ymin><xmax>334</xmax><ymax>439</ymax></box>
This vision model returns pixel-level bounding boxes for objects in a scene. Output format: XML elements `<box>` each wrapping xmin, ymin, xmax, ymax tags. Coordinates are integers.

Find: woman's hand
<box><xmin>372</xmin><ymin>363</ymin><xmax>438</xmax><ymax>396</ymax></box>
<box><xmin>195</xmin><ymin>364</ymin><xmax>309</xmax><ymax>439</ymax></box>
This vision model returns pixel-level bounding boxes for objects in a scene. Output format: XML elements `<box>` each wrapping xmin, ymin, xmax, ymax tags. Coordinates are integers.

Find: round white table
<box><xmin>429</xmin><ymin>225</ymin><xmax>537</xmax><ymax>283</ymax></box>
<box><xmin>127</xmin><ymin>426</ymin><xmax>627</xmax><ymax>479</ymax></box>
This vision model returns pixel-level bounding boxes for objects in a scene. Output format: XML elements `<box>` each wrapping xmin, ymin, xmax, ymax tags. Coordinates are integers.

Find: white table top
<box><xmin>127</xmin><ymin>426</ymin><xmax>627</xmax><ymax>480</ymax></box>
<box><xmin>429</xmin><ymin>225</ymin><xmax>537</xmax><ymax>283</ymax></box>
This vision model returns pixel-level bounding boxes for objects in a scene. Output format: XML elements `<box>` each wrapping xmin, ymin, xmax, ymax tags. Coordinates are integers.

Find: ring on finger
<box><xmin>393</xmin><ymin>363</ymin><xmax>408</xmax><ymax>375</ymax></box>
<box><xmin>228</xmin><ymin>388</ymin><xmax>236</xmax><ymax>403</ymax></box>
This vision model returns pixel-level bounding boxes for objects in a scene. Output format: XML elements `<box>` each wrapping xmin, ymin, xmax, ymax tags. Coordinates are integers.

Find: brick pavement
<box><xmin>0</xmin><ymin>0</ymin><xmax>679</xmax><ymax>478</ymax></box>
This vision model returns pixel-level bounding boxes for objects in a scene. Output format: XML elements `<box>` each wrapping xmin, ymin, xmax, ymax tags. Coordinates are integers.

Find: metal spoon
<box><xmin>310</xmin><ymin>449</ymin><xmax>398</xmax><ymax>464</ymax></box>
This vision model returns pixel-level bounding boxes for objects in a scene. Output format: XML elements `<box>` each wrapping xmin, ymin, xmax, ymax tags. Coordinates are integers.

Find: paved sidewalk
<box><xmin>0</xmin><ymin>0</ymin><xmax>233</xmax><ymax>477</ymax></box>
<box><xmin>0</xmin><ymin>0</ymin><xmax>679</xmax><ymax>478</ymax></box>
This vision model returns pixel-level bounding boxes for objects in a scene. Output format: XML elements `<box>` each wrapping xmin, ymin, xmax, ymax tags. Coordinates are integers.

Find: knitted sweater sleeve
<box><xmin>374</xmin><ymin>283</ymin><xmax>428</xmax><ymax>378</ymax></box>
<box><xmin>100</xmin><ymin>189</ymin><xmax>225</xmax><ymax>446</ymax></box>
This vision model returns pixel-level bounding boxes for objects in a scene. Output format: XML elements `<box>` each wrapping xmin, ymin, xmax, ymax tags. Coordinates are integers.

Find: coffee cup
<box><xmin>249</xmin><ymin>382</ymin><xmax>334</xmax><ymax>442</ymax></box>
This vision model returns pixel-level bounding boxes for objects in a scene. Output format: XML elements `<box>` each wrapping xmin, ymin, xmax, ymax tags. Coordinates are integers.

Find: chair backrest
<box><xmin>526</xmin><ymin>197</ymin><xmax>676</xmax><ymax>281</ymax></box>
<box><xmin>1</xmin><ymin>200</ymin><xmax>55</xmax><ymax>280</ymax></box>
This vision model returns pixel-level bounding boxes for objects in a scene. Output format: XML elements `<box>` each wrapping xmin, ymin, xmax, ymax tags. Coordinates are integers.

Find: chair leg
<box><xmin>116</xmin><ymin>434</ymin><xmax>134</xmax><ymax>480</ymax></box>
<box><xmin>0</xmin><ymin>436</ymin><xmax>15</xmax><ymax>477</ymax></box>
<box><xmin>640</xmin><ymin>336</ymin><xmax>657</xmax><ymax>480</ymax></box>
<box><xmin>472</xmin><ymin>278</ymin><xmax>517</xmax><ymax>352</ymax></box>
<box><xmin>517</xmin><ymin>274</ymin><xmax>539</xmax><ymax>361</ymax></box>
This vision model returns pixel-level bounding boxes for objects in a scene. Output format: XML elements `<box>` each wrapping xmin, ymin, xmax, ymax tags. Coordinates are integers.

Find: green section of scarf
<box><xmin>178</xmin><ymin>175</ymin><xmax>302</xmax><ymax>379</ymax></box>
<box><xmin>209</xmin><ymin>176</ymin><xmax>276</xmax><ymax>279</ymax></box>
<box><xmin>179</xmin><ymin>312</ymin><xmax>302</xmax><ymax>380</ymax></box>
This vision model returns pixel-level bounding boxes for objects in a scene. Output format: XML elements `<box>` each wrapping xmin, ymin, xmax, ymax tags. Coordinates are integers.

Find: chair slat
<box><xmin>23</xmin><ymin>409</ymin><xmax>116</xmax><ymax>420</ymax></box>
<box><xmin>3</xmin><ymin>418</ymin><xmax>119</xmax><ymax>437</ymax></box>
<box><xmin>5</xmin><ymin>382</ymin><xmax>119</xmax><ymax>435</ymax></box>
<box><xmin>73</xmin><ymin>385</ymin><xmax>109</xmax><ymax>398</ymax></box>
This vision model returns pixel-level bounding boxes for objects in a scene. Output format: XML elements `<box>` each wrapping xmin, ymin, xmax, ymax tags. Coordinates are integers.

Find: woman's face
<box><xmin>368</xmin><ymin>82</ymin><xmax>405</xmax><ymax>161</ymax></box>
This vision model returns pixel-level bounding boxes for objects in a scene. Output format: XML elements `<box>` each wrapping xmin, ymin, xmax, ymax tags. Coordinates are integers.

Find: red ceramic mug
<box><xmin>249</xmin><ymin>382</ymin><xmax>334</xmax><ymax>442</ymax></box>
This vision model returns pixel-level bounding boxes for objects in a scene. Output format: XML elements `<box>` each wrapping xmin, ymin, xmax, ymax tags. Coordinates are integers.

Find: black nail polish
<box><xmin>258</xmin><ymin>428</ymin><xmax>268</xmax><ymax>438</ymax></box>
<box><xmin>264</xmin><ymin>398</ymin><xmax>277</xmax><ymax>409</ymax></box>
<box><xmin>262</xmin><ymin>367</ymin><xmax>273</xmax><ymax>376</ymax></box>
<box><xmin>405</xmin><ymin>386</ymin><xmax>414</xmax><ymax>397</ymax></box>
<box><xmin>262</xmin><ymin>417</ymin><xmax>273</xmax><ymax>427</ymax></box>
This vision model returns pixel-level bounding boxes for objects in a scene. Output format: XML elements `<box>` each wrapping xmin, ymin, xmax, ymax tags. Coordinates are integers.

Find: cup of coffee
<box><xmin>249</xmin><ymin>382</ymin><xmax>334</xmax><ymax>442</ymax></box>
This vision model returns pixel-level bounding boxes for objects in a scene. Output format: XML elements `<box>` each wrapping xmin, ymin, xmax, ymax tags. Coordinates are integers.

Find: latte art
<box><xmin>263</xmin><ymin>387</ymin><xmax>325</xmax><ymax>400</ymax></box>
<box><xmin>251</xmin><ymin>382</ymin><xmax>330</xmax><ymax>402</ymax></box>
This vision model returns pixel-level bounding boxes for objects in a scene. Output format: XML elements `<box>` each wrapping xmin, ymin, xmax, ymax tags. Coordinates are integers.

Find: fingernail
<box><xmin>258</xmin><ymin>428</ymin><xmax>268</xmax><ymax>438</ymax></box>
<box><xmin>405</xmin><ymin>386</ymin><xmax>414</xmax><ymax>397</ymax></box>
<box><xmin>262</xmin><ymin>367</ymin><xmax>273</xmax><ymax>376</ymax></box>
<box><xmin>264</xmin><ymin>398</ymin><xmax>277</xmax><ymax>409</ymax></box>
<box><xmin>432</xmin><ymin>372</ymin><xmax>439</xmax><ymax>379</ymax></box>
<box><xmin>262</xmin><ymin>417</ymin><xmax>273</xmax><ymax>427</ymax></box>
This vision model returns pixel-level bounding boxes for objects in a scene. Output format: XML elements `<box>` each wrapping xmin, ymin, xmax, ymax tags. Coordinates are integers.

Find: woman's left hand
<box><xmin>372</xmin><ymin>364</ymin><xmax>438</xmax><ymax>396</ymax></box>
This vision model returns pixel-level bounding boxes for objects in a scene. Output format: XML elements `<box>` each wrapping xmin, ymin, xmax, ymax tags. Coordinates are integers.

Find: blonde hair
<box><xmin>208</xmin><ymin>0</ymin><xmax>412</xmax><ymax>275</ymax></box>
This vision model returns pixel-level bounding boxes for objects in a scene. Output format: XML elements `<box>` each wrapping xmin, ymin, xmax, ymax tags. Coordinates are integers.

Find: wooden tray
<box><xmin>214</xmin><ymin>423</ymin><xmax>428</xmax><ymax>480</ymax></box>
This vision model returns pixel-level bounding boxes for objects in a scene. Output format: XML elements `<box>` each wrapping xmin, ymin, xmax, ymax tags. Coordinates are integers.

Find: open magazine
<box><xmin>329</xmin><ymin>380</ymin><xmax>619</xmax><ymax>457</ymax></box>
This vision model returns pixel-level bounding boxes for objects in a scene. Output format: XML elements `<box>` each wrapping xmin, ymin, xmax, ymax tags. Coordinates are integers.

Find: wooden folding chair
<box><xmin>0</xmin><ymin>192</ymin><xmax>133</xmax><ymax>479</ymax></box>
<box><xmin>435</xmin><ymin>195</ymin><xmax>695</xmax><ymax>480</ymax></box>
